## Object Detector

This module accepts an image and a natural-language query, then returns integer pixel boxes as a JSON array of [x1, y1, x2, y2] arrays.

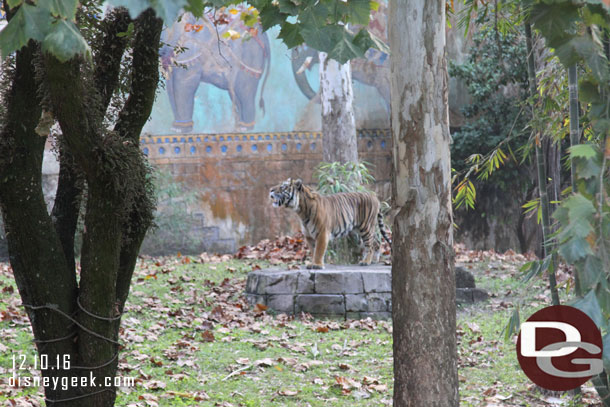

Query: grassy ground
[[0, 249, 602, 406]]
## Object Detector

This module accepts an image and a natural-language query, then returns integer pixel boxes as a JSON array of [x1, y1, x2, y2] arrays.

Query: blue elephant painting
[[160, 11, 270, 133]]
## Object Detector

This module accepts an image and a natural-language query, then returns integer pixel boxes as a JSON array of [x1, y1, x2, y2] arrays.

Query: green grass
[[0, 254, 601, 406]]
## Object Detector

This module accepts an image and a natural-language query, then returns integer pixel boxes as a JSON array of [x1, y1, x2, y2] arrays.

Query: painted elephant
[[160, 12, 270, 133]]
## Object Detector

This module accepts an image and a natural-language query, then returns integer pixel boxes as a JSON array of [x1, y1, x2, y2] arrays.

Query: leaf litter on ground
[[0, 237, 600, 406]]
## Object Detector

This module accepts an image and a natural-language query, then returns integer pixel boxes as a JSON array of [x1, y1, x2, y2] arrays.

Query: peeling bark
[[319, 52, 358, 163], [389, 0, 458, 405]]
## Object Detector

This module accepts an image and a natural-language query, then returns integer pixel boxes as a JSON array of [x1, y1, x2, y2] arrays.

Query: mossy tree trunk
[[0, 8, 161, 407]]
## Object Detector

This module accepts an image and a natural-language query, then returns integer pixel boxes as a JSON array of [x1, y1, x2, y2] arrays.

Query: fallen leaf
[[201, 330, 215, 343], [278, 389, 298, 396]]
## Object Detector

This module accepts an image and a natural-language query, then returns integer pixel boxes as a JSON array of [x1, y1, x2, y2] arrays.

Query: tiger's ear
[[294, 179, 303, 191]]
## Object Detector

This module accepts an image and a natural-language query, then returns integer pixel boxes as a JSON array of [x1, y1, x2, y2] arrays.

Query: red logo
[[516, 305, 603, 391]]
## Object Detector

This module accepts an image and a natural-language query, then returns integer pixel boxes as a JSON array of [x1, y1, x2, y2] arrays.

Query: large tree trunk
[[319, 52, 360, 263], [388, 1, 458, 406], [319, 52, 358, 163], [0, 7, 161, 407]]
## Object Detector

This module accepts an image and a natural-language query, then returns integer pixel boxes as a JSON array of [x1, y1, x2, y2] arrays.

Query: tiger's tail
[[377, 212, 392, 247]]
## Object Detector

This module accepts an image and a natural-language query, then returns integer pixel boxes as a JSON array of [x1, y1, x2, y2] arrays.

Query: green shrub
[[449, 19, 532, 190], [140, 167, 203, 255]]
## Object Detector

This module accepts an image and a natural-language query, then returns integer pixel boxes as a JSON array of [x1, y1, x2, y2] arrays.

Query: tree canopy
[[0, 0, 386, 63]]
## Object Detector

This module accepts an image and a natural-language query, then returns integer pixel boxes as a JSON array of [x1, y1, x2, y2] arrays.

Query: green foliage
[[314, 161, 375, 195], [1, 0, 380, 64], [249, 0, 387, 63], [140, 167, 203, 255], [450, 19, 529, 172], [453, 178, 476, 210], [522, 197, 542, 224], [450, 13, 533, 211], [42, 20, 91, 61], [508, 1, 610, 401]]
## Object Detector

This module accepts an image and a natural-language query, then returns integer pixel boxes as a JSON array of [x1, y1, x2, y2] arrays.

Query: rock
[[365, 293, 391, 312], [246, 264, 486, 318], [314, 271, 364, 294], [472, 288, 489, 302], [455, 266, 475, 288], [266, 294, 296, 313], [362, 269, 392, 293], [295, 294, 345, 314]]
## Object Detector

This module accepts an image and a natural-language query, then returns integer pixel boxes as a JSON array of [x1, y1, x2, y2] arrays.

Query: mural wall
[[144, 6, 391, 135], [134, 5, 476, 253], [140, 130, 392, 254]]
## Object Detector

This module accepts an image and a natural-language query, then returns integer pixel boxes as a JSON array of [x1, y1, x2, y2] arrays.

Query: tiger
[[269, 178, 391, 269]]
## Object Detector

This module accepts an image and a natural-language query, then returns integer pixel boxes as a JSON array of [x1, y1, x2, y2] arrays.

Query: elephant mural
[[160, 11, 270, 133]]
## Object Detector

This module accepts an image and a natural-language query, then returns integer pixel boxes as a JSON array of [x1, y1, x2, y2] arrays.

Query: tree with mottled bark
[[388, 0, 459, 405], [319, 51, 358, 163]]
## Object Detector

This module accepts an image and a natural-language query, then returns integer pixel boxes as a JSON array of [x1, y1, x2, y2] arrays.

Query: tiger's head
[[269, 178, 303, 210]]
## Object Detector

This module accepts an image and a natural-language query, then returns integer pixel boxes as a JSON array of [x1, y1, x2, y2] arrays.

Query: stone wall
[[141, 129, 392, 253], [245, 265, 488, 319], [245, 265, 393, 320]]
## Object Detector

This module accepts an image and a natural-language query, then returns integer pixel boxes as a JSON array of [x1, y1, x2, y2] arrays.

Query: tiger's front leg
[[307, 232, 329, 269]]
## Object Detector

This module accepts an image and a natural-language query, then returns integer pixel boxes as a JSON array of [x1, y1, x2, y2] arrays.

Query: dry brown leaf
[[254, 303, 268, 312], [254, 358, 274, 367], [201, 330, 215, 342]]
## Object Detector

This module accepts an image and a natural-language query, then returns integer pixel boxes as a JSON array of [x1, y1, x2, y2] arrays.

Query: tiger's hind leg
[[305, 236, 316, 264], [358, 229, 379, 266]]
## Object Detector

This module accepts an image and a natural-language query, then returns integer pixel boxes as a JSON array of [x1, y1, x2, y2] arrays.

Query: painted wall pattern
[[145, 5, 391, 135], [140, 130, 392, 253]]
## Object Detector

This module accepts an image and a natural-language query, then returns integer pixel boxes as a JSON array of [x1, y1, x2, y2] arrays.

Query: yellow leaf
[[227, 29, 241, 40]]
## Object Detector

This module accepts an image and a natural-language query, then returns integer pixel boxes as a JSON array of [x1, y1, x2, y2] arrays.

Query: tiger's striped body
[[269, 178, 391, 269]]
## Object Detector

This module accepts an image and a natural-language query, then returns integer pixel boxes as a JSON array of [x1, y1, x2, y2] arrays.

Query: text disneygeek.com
[[8, 373, 136, 391], [9, 354, 135, 391]]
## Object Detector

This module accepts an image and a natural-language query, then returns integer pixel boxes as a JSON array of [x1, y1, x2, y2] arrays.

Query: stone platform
[[245, 265, 392, 320], [245, 265, 488, 320]]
